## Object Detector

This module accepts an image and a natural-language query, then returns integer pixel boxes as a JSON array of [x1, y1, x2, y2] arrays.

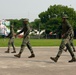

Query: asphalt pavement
[[0, 47, 76, 75]]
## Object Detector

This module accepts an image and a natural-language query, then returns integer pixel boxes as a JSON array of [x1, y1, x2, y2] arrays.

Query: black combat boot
[[28, 54, 35, 58], [50, 57, 57, 62], [69, 57, 76, 62], [11, 51, 16, 53], [14, 54, 21, 58], [5, 50, 9, 53], [50, 55, 59, 62]]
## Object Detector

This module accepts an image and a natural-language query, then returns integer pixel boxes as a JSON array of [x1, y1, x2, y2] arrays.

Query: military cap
[[23, 18, 29, 22], [62, 14, 68, 19]]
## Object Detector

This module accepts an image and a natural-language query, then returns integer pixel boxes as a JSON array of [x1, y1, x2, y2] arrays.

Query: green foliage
[[38, 4, 76, 36], [30, 19, 45, 31], [6, 4, 76, 38], [9, 19, 23, 32], [45, 18, 61, 34]]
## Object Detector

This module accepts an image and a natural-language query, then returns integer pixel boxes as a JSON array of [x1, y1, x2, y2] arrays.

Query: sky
[[0, 0, 76, 22]]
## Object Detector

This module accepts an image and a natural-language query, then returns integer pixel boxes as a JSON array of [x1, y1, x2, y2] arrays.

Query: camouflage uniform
[[5, 24, 16, 53], [51, 15, 76, 62], [64, 29, 76, 52], [14, 19, 35, 58]]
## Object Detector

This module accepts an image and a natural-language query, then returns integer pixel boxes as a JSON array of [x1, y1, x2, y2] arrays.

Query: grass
[[0, 38, 76, 47], [30, 39, 61, 46]]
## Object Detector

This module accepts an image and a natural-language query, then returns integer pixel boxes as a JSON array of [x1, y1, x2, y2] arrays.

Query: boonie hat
[[23, 18, 29, 22], [62, 14, 68, 19]]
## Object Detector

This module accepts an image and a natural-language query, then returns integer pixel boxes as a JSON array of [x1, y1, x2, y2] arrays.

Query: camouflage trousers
[[70, 36, 75, 49], [8, 37, 15, 51], [19, 36, 34, 54], [56, 36, 75, 58], [64, 36, 75, 51]]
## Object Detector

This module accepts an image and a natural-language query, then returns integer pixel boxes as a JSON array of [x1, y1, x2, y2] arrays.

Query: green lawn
[[0, 38, 76, 47]]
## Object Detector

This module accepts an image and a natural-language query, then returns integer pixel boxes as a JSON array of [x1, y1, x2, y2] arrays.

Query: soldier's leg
[[50, 39, 66, 62], [14, 38, 26, 58], [19, 45, 25, 55], [66, 43, 76, 62], [5, 38, 11, 53], [70, 39, 76, 52], [14, 45, 25, 58], [64, 38, 76, 52], [11, 38, 16, 53], [26, 41, 35, 58], [11, 43, 16, 53]]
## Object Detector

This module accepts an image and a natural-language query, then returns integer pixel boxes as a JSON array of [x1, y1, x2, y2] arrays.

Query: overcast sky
[[0, 0, 76, 22]]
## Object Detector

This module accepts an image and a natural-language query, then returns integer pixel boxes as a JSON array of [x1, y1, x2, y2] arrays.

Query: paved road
[[0, 47, 76, 75]]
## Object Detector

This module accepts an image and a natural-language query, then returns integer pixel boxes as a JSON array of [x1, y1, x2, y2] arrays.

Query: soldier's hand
[[61, 34, 65, 38], [49, 32, 53, 35], [14, 34, 17, 38], [15, 35, 17, 38]]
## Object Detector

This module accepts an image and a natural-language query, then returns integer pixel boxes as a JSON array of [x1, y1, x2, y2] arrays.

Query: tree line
[[9, 5, 76, 38]]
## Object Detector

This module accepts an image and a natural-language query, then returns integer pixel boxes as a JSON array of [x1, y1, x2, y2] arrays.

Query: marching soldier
[[14, 18, 35, 58], [5, 22, 16, 53], [50, 14, 76, 62]]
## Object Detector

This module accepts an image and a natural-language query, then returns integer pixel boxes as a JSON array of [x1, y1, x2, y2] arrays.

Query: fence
[[30, 34, 59, 39]]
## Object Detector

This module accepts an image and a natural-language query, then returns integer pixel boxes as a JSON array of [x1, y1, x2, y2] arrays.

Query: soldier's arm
[[24, 25, 30, 37], [65, 20, 73, 36], [16, 28, 24, 36], [7, 32, 11, 37]]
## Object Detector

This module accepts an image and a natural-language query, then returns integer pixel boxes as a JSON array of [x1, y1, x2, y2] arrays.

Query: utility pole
[[39, 23, 40, 39]]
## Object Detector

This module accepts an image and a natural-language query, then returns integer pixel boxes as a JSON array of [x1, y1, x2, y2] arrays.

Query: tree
[[38, 4, 76, 38]]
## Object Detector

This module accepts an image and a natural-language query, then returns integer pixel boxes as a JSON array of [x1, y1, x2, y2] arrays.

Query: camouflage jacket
[[8, 26, 14, 38], [53, 20, 74, 38], [62, 20, 74, 38], [17, 24, 30, 38]]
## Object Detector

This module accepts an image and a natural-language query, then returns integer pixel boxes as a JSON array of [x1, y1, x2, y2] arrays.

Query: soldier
[[50, 14, 76, 62], [50, 20, 76, 52], [14, 18, 35, 58], [5, 22, 16, 53]]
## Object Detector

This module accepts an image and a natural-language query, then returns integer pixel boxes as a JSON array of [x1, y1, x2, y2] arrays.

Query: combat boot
[[69, 57, 76, 62], [14, 54, 21, 58], [28, 54, 35, 58], [5, 50, 9, 53], [11, 51, 16, 53], [50, 57, 58, 62]]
